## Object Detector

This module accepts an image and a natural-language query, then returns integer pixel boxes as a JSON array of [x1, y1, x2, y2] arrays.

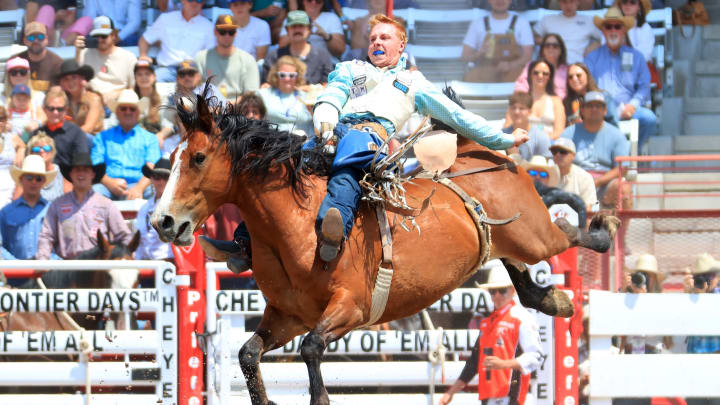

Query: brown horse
[[151, 88, 617, 405]]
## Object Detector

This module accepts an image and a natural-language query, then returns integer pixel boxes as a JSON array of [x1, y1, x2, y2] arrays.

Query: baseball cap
[[90, 16, 115, 36], [177, 60, 199, 73], [550, 138, 576, 154], [583, 91, 607, 105], [215, 14, 239, 30], [134, 59, 155, 73], [6, 57, 30, 71], [25, 21, 47, 36], [286, 10, 311, 26], [11, 84, 31, 96]]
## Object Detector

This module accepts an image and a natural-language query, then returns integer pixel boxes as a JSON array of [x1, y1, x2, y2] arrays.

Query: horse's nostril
[[178, 221, 190, 236], [161, 215, 175, 231]]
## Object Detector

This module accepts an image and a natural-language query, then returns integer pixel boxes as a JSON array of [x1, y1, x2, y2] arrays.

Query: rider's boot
[[198, 236, 252, 274], [319, 207, 345, 262]]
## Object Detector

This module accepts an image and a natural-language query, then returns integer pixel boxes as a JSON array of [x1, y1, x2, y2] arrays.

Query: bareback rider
[[202, 14, 529, 266]]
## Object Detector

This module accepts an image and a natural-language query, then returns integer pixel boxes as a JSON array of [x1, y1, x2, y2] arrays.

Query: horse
[[151, 85, 618, 405]]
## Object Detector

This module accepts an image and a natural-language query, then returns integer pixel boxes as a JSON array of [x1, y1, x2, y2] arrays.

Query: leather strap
[[438, 177, 520, 226], [362, 204, 396, 327], [441, 161, 515, 179], [375, 204, 393, 265]]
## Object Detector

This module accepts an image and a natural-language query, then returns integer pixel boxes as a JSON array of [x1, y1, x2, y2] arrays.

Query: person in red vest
[[440, 260, 543, 405]]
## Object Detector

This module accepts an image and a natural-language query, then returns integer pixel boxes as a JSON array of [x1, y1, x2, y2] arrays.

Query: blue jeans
[[633, 106, 657, 151], [93, 181, 154, 201], [154, 66, 178, 83]]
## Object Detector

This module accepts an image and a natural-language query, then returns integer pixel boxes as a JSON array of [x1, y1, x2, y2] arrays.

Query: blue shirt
[[91, 124, 161, 184], [503, 125, 551, 161], [0, 196, 49, 260], [584, 45, 651, 108], [561, 122, 629, 172]]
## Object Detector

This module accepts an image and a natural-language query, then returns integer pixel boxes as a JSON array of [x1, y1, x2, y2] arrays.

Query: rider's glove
[[313, 102, 339, 136]]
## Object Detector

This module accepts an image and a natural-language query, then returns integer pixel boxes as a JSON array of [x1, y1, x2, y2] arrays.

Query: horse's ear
[[96, 229, 111, 256], [196, 78, 215, 134], [128, 231, 141, 254]]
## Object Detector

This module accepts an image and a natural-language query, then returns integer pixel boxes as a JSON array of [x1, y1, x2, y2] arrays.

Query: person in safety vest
[[440, 260, 543, 405], [199, 13, 529, 268]]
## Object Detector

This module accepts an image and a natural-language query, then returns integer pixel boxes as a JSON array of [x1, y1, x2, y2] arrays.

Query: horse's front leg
[[301, 289, 365, 405], [240, 306, 308, 405]]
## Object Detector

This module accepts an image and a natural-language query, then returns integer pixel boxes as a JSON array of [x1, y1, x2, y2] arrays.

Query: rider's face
[[367, 23, 405, 68]]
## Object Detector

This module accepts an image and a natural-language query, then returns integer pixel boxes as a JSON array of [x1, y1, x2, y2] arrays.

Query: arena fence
[[588, 290, 720, 404], [0, 260, 177, 405]]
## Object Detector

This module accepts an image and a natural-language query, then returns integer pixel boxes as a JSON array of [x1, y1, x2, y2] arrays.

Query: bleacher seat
[[0, 9, 25, 46], [405, 8, 484, 46], [407, 44, 466, 82]]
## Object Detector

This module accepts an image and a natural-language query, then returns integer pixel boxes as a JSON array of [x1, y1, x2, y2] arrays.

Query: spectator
[[461, 0, 533, 82], [585, 7, 656, 150], [550, 137, 597, 212], [0, 106, 25, 206], [227, 0, 271, 60], [133, 60, 174, 147], [262, 10, 334, 85], [520, 155, 560, 187], [561, 91, 631, 210], [684, 253, 720, 354], [75, 16, 138, 105], [36, 152, 132, 259], [503, 91, 551, 161], [624, 253, 664, 294], [195, 14, 261, 103], [614, 0, 654, 62], [259, 56, 314, 136], [1, 58, 47, 127], [8, 84, 43, 142], [91, 89, 161, 200], [80, 0, 142, 46], [26, 132, 64, 202], [0, 155, 56, 260], [25, 0, 92, 46], [32, 88, 90, 170], [279, 0, 346, 60], [134, 158, 174, 261], [238, 91, 267, 120], [251, 0, 288, 44], [138, 0, 215, 83], [524, 59, 566, 140], [440, 262, 543, 405], [515, 33, 569, 99], [56, 60, 104, 136], [534, 0, 602, 65], [14, 22, 64, 92]]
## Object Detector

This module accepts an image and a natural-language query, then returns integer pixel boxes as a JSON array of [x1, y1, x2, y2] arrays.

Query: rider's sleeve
[[414, 81, 516, 150], [314, 61, 354, 113], [515, 308, 543, 375]]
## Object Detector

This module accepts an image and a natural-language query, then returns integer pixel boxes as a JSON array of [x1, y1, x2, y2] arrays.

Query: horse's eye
[[194, 153, 206, 166]]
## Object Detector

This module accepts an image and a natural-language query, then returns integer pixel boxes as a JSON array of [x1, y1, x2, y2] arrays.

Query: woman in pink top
[[514, 33, 568, 99]]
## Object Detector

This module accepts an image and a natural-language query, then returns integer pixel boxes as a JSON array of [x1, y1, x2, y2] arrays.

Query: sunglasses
[[93, 34, 109, 39], [9, 69, 28, 77], [305, 0, 324, 3], [621, 0, 638, 4], [27, 33, 46, 42], [488, 288, 508, 296], [568, 73, 584, 79], [551, 149, 569, 156], [583, 102, 605, 109], [185, 0, 205, 3], [217, 29, 237, 36], [178, 71, 196, 78], [543, 42, 561, 49], [151, 173, 170, 181], [532, 70, 550, 77], [118, 106, 138, 113], [603, 23, 624, 31], [0, 116, 6, 122], [31, 145, 53, 153], [45, 106, 66, 112], [528, 169, 549, 179], [277, 71, 298, 79], [23, 174, 45, 182]]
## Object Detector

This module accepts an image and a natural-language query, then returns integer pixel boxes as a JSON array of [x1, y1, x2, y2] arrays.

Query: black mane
[[175, 81, 332, 197], [431, 85, 466, 133]]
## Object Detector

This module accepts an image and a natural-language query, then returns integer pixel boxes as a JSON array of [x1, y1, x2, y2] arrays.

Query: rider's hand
[[313, 102, 339, 136], [511, 128, 529, 147], [74, 35, 86, 49]]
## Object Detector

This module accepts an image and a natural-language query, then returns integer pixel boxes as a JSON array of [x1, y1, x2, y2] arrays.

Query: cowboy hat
[[631, 253, 659, 274], [593, 7, 636, 31], [59, 152, 106, 184], [55, 60, 94, 82], [142, 157, 171, 178], [475, 260, 513, 289], [520, 155, 560, 187], [10, 155, 57, 185], [613, 0, 651, 15], [691, 253, 720, 275]]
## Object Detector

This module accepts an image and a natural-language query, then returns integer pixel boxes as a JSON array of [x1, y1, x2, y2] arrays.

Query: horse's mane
[[174, 81, 332, 197], [431, 85, 466, 133]]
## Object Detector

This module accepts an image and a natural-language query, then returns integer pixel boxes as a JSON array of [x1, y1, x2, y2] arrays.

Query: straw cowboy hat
[[613, 0, 652, 15], [10, 155, 57, 185], [632, 253, 659, 274], [520, 155, 560, 187], [690, 253, 720, 275], [475, 260, 513, 289], [594, 7, 636, 31]]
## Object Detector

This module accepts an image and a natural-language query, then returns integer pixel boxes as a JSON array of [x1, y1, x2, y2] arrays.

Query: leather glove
[[313, 102, 339, 137]]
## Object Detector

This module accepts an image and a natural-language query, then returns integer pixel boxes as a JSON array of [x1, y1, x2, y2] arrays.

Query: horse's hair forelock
[[175, 81, 332, 197]]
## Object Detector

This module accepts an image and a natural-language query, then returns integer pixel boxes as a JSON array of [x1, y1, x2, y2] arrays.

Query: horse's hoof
[[538, 286, 574, 318], [319, 208, 344, 262], [198, 236, 237, 261]]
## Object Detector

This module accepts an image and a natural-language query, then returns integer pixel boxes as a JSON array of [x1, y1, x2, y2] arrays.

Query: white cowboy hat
[[475, 260, 513, 289], [10, 155, 57, 185], [520, 155, 560, 187], [632, 253, 659, 274], [691, 253, 720, 275], [593, 7, 636, 31]]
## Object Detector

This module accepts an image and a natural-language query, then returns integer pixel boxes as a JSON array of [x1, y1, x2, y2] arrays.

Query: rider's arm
[[314, 61, 354, 113], [414, 81, 515, 150]]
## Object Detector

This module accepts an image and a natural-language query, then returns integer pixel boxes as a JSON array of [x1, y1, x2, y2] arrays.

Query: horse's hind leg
[[555, 212, 620, 253], [501, 258, 574, 318], [240, 306, 308, 405]]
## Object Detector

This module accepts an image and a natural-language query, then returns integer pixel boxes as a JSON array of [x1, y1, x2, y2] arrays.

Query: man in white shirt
[[227, 0, 271, 60], [75, 16, 138, 105], [461, 0, 534, 82], [533, 0, 602, 64], [138, 0, 215, 82], [135, 158, 174, 261], [551, 137, 598, 213], [81, 0, 142, 46]]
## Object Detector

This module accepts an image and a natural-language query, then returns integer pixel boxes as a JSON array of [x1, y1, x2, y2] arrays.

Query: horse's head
[[151, 83, 234, 246]]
